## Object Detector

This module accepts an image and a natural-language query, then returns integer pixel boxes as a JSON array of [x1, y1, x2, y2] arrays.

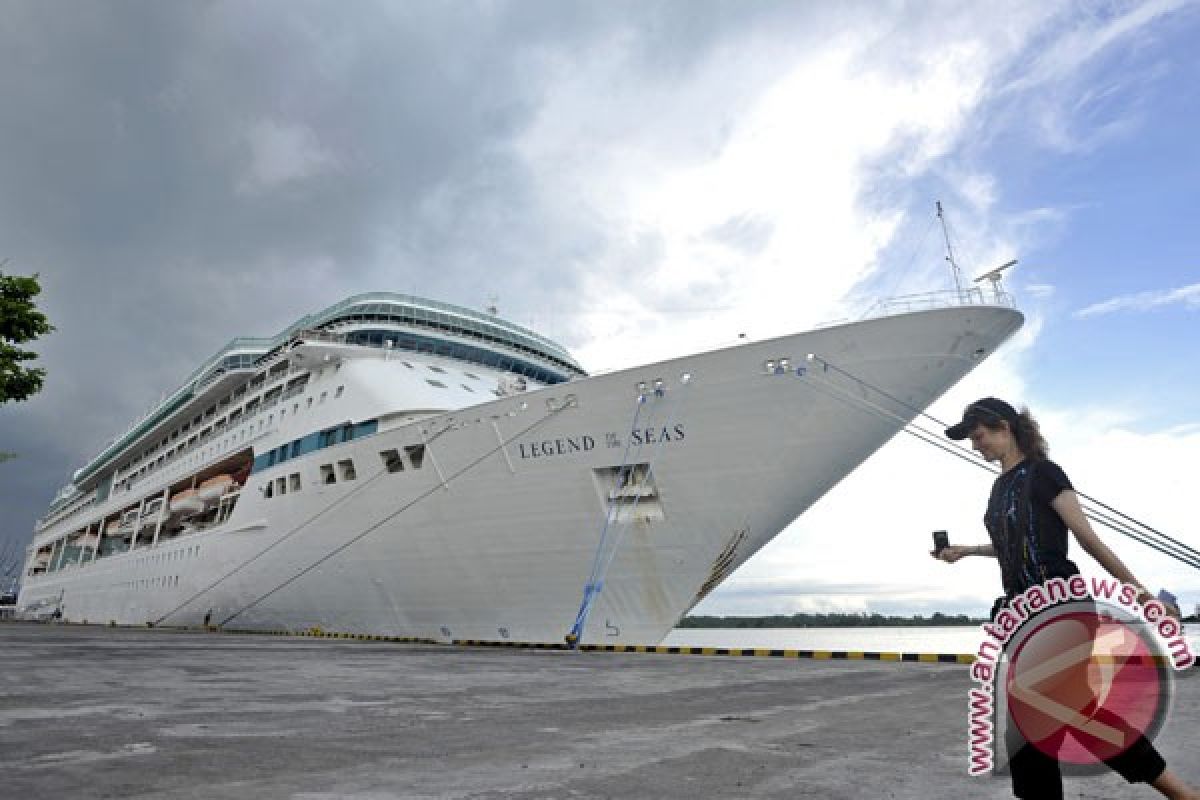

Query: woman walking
[[934, 397, 1196, 800]]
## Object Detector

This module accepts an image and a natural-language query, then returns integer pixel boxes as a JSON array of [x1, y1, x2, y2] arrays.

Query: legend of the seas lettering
[[517, 424, 686, 459]]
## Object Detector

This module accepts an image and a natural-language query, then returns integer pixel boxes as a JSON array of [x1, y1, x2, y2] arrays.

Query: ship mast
[[936, 200, 964, 301]]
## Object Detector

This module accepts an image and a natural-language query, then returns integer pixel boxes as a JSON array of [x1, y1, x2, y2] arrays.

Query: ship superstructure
[[20, 290, 1022, 644]]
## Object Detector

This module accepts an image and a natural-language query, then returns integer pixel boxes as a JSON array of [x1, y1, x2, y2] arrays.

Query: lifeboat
[[231, 462, 252, 485], [196, 474, 235, 502], [139, 499, 164, 528], [169, 488, 205, 516]]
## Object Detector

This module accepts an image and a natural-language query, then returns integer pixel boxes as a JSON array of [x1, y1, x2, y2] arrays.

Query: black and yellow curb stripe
[[457, 638, 976, 663], [214, 626, 438, 645], [205, 626, 973, 662]]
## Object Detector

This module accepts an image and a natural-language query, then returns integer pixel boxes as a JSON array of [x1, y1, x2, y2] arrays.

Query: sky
[[1, 1, 1197, 618]]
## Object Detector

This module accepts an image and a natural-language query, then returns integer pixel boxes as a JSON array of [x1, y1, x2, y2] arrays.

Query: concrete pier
[[1, 623, 1196, 799]]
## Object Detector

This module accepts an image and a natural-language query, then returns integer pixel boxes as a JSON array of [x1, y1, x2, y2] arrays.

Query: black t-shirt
[[984, 458, 1079, 596]]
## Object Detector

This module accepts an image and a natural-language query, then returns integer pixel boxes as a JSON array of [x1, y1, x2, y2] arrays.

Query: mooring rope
[[798, 355, 1200, 570]]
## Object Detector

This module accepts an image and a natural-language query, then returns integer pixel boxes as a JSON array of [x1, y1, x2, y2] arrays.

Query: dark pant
[[1006, 708, 1166, 799], [994, 594, 1170, 797]]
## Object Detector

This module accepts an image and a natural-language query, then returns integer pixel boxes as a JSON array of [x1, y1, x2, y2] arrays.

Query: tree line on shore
[[679, 612, 989, 628], [682, 609, 1200, 627]]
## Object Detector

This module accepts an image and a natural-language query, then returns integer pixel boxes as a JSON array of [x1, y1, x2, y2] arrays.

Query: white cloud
[[956, 172, 998, 214], [515, 12, 1048, 373], [1023, 283, 1056, 299], [238, 119, 338, 195], [997, 0, 1186, 154], [1000, 0, 1186, 96], [1074, 281, 1200, 318]]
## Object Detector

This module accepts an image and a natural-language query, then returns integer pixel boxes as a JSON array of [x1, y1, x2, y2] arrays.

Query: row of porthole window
[[402, 362, 480, 382], [424, 377, 504, 396], [262, 444, 430, 498], [119, 574, 181, 591], [263, 459, 358, 499], [136, 545, 200, 567], [400, 361, 499, 396]]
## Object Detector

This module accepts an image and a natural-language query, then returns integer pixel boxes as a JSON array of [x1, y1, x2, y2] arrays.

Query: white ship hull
[[20, 304, 1021, 645]]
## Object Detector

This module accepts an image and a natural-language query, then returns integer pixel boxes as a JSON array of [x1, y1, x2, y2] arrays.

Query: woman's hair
[[979, 407, 1049, 461]]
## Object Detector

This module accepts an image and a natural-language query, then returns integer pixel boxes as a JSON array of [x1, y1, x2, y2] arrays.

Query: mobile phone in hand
[[932, 530, 949, 555]]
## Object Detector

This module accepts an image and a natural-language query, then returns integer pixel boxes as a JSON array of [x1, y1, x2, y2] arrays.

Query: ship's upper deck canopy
[[68, 293, 585, 491]]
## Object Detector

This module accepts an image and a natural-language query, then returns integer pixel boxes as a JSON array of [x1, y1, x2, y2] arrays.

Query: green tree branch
[[0, 266, 54, 404]]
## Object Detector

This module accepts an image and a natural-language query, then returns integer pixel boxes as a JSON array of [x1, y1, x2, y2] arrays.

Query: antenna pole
[[936, 201, 964, 300]]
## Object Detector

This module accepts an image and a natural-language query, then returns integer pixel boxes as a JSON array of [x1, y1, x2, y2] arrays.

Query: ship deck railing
[[860, 287, 1016, 320]]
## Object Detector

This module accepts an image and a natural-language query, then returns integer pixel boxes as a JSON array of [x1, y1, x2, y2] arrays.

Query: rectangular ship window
[[289, 473, 302, 492], [404, 445, 425, 469], [320, 464, 336, 485], [380, 449, 405, 473], [275, 476, 287, 496], [338, 459, 357, 481]]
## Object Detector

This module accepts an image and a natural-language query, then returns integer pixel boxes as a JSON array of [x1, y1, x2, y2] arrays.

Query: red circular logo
[[1005, 605, 1168, 767]]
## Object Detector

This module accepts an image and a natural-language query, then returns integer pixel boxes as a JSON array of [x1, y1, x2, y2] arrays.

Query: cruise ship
[[18, 289, 1022, 644]]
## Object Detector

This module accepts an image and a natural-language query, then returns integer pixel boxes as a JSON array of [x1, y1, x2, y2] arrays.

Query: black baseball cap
[[944, 397, 1020, 440]]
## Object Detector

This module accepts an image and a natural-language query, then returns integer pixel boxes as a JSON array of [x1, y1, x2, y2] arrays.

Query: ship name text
[[518, 424, 686, 460]]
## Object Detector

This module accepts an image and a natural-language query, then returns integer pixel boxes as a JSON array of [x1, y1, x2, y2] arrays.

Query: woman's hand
[[932, 545, 972, 563]]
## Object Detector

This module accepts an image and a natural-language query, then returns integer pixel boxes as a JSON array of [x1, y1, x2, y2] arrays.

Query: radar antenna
[[485, 294, 499, 316], [974, 259, 1018, 304]]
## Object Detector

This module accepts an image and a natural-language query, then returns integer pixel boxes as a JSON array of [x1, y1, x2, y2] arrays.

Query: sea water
[[663, 626, 1200, 655]]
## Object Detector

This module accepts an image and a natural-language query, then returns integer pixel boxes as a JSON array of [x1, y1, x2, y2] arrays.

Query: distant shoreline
[[681, 611, 1200, 628], [680, 613, 987, 628]]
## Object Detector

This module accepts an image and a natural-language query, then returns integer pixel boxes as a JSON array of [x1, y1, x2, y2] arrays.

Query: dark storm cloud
[[0, 1, 817, 556]]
